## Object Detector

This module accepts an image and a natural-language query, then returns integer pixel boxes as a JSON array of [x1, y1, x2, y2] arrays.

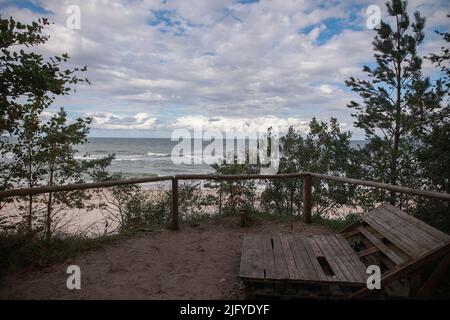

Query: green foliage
[[5, 108, 99, 240], [86, 158, 169, 232], [89, 159, 213, 232], [261, 118, 360, 218], [0, 16, 97, 241], [207, 161, 260, 216], [312, 212, 359, 232], [177, 182, 214, 221], [410, 17, 450, 232], [426, 15, 449, 93], [344, 1, 449, 228], [0, 15, 89, 135], [345, 0, 444, 206]]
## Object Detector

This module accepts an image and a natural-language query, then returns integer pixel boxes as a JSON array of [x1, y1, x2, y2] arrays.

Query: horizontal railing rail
[[1, 172, 449, 230]]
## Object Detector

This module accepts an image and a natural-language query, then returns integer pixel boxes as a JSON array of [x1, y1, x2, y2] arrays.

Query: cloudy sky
[[1, 0, 449, 138]]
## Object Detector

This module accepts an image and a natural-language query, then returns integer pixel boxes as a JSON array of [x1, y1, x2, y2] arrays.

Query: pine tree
[[345, 0, 444, 204]]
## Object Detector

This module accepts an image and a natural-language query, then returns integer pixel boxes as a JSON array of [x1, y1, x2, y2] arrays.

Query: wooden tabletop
[[240, 233, 367, 285], [362, 203, 450, 259]]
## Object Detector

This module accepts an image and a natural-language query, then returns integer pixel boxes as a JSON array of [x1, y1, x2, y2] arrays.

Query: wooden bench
[[239, 203, 450, 299], [342, 203, 450, 298], [240, 233, 368, 298]]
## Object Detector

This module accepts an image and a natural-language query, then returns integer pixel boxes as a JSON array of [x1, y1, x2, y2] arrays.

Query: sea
[[75, 138, 368, 178], [76, 137, 213, 177]]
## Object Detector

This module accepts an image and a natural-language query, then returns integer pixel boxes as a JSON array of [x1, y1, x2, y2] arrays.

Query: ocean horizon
[[75, 137, 368, 178]]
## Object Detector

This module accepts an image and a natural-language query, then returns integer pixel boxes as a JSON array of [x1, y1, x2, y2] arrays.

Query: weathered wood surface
[[361, 203, 450, 259], [303, 175, 312, 224], [239, 233, 367, 285], [351, 242, 450, 299], [2, 172, 450, 201], [357, 226, 405, 265]]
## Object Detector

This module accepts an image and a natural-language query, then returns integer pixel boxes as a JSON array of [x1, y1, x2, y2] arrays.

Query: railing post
[[303, 174, 312, 224], [171, 177, 179, 230]]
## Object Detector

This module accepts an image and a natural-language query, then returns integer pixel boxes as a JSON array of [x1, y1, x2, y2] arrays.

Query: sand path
[[0, 216, 331, 299]]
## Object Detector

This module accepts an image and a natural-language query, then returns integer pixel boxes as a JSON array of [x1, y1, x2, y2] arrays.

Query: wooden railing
[[1, 172, 450, 230]]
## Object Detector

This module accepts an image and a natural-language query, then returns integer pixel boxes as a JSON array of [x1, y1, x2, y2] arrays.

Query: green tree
[[0, 16, 88, 134], [39, 109, 94, 241], [0, 16, 91, 239], [9, 108, 44, 233], [209, 160, 260, 215], [261, 118, 360, 218], [413, 21, 450, 232], [0, 15, 89, 205], [427, 15, 449, 92], [345, 0, 444, 204]]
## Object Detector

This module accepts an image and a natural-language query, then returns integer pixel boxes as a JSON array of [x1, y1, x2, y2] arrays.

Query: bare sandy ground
[[0, 216, 332, 300]]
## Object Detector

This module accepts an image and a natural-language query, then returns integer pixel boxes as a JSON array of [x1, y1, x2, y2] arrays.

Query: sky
[[1, 0, 449, 138]]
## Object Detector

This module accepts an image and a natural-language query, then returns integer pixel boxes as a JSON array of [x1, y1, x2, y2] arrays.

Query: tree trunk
[[27, 194, 33, 233], [218, 187, 222, 215], [390, 15, 403, 205], [390, 90, 401, 205], [45, 166, 54, 243], [27, 149, 33, 235]]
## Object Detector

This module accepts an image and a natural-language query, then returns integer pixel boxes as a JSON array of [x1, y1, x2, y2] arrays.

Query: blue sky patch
[[299, 3, 365, 45], [0, 0, 52, 14], [238, 0, 260, 4], [148, 9, 180, 27]]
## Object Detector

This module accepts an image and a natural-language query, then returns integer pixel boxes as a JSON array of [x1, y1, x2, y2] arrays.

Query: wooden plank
[[376, 206, 436, 253], [293, 235, 320, 281], [371, 208, 428, 256], [287, 235, 310, 280], [330, 235, 367, 282], [363, 214, 417, 257], [260, 235, 277, 279], [272, 234, 290, 279], [239, 236, 252, 278], [303, 237, 329, 282], [324, 235, 360, 283], [279, 234, 299, 280], [342, 229, 361, 238], [307, 173, 450, 202], [381, 203, 450, 243], [357, 246, 379, 258], [351, 243, 450, 299], [239, 235, 265, 279], [366, 207, 421, 256], [303, 175, 312, 224], [378, 205, 439, 249], [3, 172, 450, 202], [309, 236, 325, 258], [381, 204, 446, 247], [335, 234, 368, 280], [312, 235, 347, 282], [338, 219, 361, 234], [327, 235, 360, 282], [357, 226, 405, 265], [171, 178, 179, 230]]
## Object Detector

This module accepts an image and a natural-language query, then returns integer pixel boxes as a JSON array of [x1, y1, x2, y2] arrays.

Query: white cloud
[[170, 115, 310, 134], [1, 0, 448, 138], [89, 112, 156, 129]]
